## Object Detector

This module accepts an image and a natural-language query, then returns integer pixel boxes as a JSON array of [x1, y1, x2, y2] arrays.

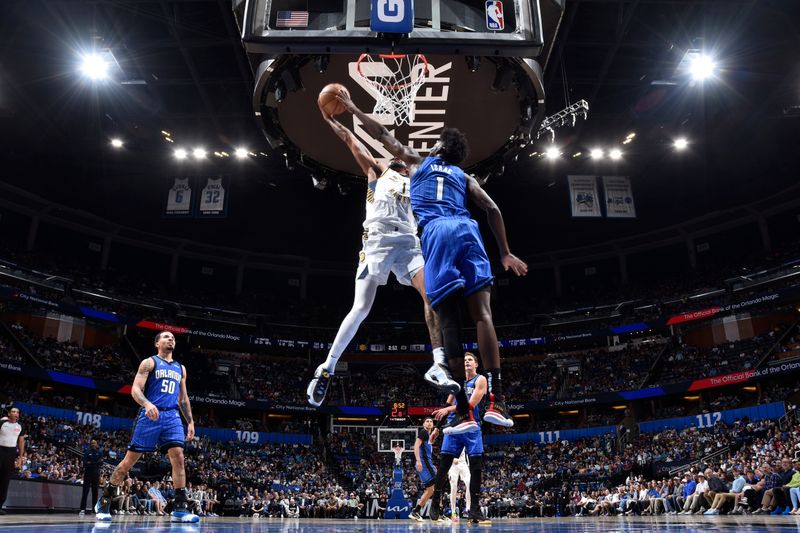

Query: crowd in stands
[[652, 330, 782, 386]]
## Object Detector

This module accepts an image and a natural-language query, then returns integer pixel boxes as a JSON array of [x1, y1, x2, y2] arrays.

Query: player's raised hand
[[501, 253, 528, 276], [144, 402, 160, 421], [186, 422, 195, 442], [335, 90, 357, 114]]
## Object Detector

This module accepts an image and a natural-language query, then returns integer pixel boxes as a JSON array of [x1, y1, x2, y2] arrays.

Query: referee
[[0, 407, 25, 515], [79, 439, 104, 516]]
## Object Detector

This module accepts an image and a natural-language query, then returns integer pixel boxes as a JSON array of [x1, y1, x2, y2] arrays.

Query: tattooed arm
[[179, 365, 195, 441], [132, 358, 159, 420]]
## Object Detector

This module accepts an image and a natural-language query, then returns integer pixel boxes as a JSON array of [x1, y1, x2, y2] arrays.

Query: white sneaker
[[704, 509, 719, 515], [424, 363, 461, 394], [78, 510, 85, 517], [307, 365, 332, 407]]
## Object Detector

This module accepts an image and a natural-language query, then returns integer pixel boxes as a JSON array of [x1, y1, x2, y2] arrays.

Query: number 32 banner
[[164, 176, 230, 219]]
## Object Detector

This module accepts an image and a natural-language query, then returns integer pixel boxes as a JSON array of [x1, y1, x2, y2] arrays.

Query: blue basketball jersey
[[410, 156, 471, 230], [145, 356, 182, 409], [447, 375, 482, 425]]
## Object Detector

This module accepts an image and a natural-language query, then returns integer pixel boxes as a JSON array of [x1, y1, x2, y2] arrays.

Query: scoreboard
[[386, 400, 408, 426]]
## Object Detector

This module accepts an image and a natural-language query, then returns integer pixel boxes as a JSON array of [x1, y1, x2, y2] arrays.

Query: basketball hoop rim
[[356, 53, 429, 90]]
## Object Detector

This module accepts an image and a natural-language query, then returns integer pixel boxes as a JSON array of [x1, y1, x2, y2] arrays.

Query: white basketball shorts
[[355, 227, 424, 287]]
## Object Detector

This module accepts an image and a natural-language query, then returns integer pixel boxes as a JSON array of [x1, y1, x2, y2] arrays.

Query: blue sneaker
[[94, 495, 112, 522], [782, 506, 793, 515], [171, 501, 200, 523]]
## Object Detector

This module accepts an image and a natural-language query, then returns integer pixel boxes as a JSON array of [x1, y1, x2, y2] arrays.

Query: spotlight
[[465, 56, 481, 73], [572, 152, 582, 158], [274, 80, 287, 103], [590, 149, 604, 160], [313, 55, 330, 74], [311, 175, 327, 190], [674, 138, 689, 150], [545, 146, 561, 160], [193, 148, 207, 160], [690, 54, 715, 81], [174, 148, 188, 160], [235, 148, 248, 159], [110, 138, 123, 148], [609, 148, 622, 160], [81, 53, 109, 80], [491, 63, 515, 92]]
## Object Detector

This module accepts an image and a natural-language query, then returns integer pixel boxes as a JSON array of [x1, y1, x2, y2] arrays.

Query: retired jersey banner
[[568, 175, 601, 217], [603, 176, 636, 218], [197, 176, 229, 218], [164, 177, 193, 217]]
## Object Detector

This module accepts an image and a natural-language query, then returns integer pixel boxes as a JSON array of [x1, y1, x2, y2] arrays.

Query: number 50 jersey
[[145, 356, 182, 410]]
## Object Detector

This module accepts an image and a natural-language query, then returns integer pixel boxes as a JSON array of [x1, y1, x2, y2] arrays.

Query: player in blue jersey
[[94, 331, 199, 523], [409, 417, 439, 521], [337, 92, 528, 433], [429, 353, 491, 525], [306, 112, 458, 408]]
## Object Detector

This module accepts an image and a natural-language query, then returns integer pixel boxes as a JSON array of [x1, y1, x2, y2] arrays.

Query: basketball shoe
[[94, 493, 113, 522], [171, 500, 200, 523], [483, 394, 514, 427], [423, 363, 460, 394], [409, 510, 423, 522], [468, 508, 492, 525], [306, 365, 332, 407], [442, 408, 479, 435]]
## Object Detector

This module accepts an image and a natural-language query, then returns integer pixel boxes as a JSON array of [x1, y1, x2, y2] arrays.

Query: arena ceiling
[[0, 0, 798, 263]]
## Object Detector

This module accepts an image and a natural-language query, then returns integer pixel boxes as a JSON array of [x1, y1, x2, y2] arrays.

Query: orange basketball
[[318, 83, 349, 117]]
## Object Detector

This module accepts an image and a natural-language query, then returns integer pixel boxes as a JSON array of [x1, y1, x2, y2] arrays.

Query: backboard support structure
[[233, 0, 564, 184]]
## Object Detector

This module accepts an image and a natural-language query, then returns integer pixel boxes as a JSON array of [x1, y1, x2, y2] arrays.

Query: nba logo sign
[[486, 1, 504, 31]]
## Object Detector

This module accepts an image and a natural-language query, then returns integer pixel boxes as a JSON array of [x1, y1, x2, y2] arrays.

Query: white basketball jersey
[[199, 178, 225, 214], [166, 178, 191, 213], [363, 168, 416, 234]]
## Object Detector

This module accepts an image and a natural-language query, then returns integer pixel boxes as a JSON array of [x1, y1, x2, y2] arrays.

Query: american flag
[[276, 10, 309, 28]]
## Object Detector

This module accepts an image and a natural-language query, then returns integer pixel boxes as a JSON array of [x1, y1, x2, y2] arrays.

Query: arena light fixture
[[572, 152, 582, 158], [174, 148, 188, 160], [590, 148, 604, 160], [110, 138, 123, 148], [674, 138, 689, 150], [80, 53, 109, 80], [689, 54, 716, 81], [235, 147, 248, 159], [545, 146, 561, 160], [193, 148, 207, 160], [609, 148, 623, 160]]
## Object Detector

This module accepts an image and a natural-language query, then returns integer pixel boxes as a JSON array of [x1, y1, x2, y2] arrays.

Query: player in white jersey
[[448, 449, 471, 520], [307, 111, 459, 406]]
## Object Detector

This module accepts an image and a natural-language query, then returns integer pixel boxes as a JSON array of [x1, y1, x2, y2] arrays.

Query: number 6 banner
[[164, 177, 193, 217]]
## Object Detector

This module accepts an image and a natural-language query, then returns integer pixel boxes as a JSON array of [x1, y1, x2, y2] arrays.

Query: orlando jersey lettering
[[410, 156, 471, 230], [144, 356, 182, 409]]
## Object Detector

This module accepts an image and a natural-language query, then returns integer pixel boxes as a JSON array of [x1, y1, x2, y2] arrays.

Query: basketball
[[318, 83, 349, 117]]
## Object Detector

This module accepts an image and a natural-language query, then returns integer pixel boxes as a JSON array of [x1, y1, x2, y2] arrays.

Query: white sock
[[322, 278, 379, 374], [433, 347, 447, 366]]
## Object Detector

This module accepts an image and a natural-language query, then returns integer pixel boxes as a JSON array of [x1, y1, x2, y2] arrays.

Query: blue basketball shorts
[[420, 217, 494, 309], [418, 464, 437, 488], [128, 408, 185, 453], [441, 431, 484, 458]]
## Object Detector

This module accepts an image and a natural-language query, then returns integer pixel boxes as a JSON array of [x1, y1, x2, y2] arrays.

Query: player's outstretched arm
[[471, 375, 488, 406], [466, 176, 528, 277], [132, 358, 159, 420], [179, 364, 195, 441], [321, 111, 383, 179], [336, 90, 423, 166]]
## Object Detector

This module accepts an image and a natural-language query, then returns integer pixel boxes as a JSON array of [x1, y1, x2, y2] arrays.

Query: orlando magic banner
[[568, 175, 601, 217], [603, 176, 636, 218]]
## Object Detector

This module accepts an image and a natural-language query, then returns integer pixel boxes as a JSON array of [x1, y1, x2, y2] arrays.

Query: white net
[[393, 446, 404, 465], [357, 54, 429, 126]]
